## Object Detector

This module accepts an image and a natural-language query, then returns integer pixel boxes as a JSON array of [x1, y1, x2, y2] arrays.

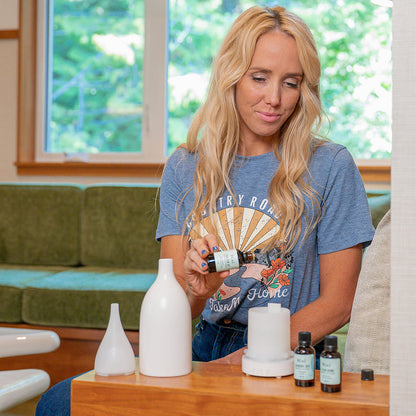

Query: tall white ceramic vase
[[139, 258, 192, 377], [94, 303, 136, 376]]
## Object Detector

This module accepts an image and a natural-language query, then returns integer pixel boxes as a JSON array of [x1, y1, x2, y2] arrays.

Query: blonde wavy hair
[[182, 5, 325, 253]]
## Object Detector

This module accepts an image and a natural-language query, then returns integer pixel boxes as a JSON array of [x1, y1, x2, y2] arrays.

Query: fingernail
[[212, 246, 219, 252], [201, 262, 207, 269], [201, 249, 208, 255]]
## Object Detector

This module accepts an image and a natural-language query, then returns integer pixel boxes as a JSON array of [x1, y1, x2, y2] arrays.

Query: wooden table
[[71, 360, 389, 416]]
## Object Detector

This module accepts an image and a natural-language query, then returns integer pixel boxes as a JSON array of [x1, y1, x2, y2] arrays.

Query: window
[[17, 0, 391, 180], [168, 0, 392, 160], [35, 0, 166, 165]]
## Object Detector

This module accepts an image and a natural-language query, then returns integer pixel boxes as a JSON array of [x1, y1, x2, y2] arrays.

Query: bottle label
[[294, 354, 315, 380], [320, 357, 341, 385], [213, 250, 239, 271]]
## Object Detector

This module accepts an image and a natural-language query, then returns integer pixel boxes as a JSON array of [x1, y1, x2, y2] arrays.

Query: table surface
[[71, 360, 389, 416]]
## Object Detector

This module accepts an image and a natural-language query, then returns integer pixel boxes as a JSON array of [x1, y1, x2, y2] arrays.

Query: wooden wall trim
[[15, 161, 391, 182], [0, 30, 19, 39], [15, 161, 165, 177], [17, 0, 37, 164], [358, 165, 391, 183]]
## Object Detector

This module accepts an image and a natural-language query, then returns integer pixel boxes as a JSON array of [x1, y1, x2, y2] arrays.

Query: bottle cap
[[361, 369, 374, 381], [298, 331, 311, 345], [323, 335, 338, 351]]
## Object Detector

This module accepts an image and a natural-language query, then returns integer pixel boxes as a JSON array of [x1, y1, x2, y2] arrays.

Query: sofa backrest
[[80, 184, 160, 270], [0, 183, 83, 266], [0, 183, 390, 270]]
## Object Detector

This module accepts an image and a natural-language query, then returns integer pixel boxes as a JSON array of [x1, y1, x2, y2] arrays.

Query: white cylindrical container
[[246, 303, 291, 361], [139, 258, 192, 377], [94, 303, 136, 376], [242, 303, 294, 377]]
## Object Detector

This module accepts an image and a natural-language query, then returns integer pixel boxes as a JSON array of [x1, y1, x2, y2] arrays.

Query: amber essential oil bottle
[[294, 331, 315, 387], [206, 249, 255, 273], [320, 335, 342, 393]]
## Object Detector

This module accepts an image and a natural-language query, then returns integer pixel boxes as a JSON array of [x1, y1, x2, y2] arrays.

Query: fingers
[[185, 248, 208, 275], [191, 235, 219, 257], [188, 234, 220, 274]]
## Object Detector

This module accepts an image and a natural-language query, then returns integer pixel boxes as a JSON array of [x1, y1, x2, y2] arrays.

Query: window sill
[[357, 165, 390, 183], [15, 161, 390, 183], [15, 161, 165, 178]]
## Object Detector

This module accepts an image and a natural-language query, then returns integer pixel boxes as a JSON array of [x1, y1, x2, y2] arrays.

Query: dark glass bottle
[[320, 335, 342, 393], [294, 331, 315, 387], [206, 249, 255, 273]]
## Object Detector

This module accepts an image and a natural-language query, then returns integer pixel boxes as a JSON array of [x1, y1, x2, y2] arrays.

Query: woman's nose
[[265, 84, 281, 106]]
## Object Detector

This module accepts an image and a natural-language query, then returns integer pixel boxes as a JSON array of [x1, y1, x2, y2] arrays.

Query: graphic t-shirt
[[156, 142, 374, 325]]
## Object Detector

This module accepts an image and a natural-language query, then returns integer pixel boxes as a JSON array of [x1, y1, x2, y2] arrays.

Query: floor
[[0, 396, 40, 416]]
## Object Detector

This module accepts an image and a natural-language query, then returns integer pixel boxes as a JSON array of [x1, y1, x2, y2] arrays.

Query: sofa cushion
[[22, 267, 157, 329], [0, 266, 64, 322], [331, 323, 349, 358], [0, 184, 83, 266], [367, 191, 391, 228], [81, 185, 160, 269]]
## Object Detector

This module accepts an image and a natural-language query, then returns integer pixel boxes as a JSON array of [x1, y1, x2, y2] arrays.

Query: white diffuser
[[139, 258, 192, 377], [94, 303, 136, 376], [242, 303, 294, 377]]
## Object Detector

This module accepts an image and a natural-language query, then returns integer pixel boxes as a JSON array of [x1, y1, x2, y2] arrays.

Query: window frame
[[15, 0, 391, 181], [17, 0, 167, 177]]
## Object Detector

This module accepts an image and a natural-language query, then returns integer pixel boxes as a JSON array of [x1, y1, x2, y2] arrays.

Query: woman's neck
[[237, 138, 274, 157]]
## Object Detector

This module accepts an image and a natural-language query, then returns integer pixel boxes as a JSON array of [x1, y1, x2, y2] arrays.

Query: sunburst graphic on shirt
[[190, 207, 292, 301], [189, 206, 279, 251]]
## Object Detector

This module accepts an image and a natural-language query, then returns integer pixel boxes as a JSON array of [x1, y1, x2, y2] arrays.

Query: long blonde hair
[[182, 5, 324, 252]]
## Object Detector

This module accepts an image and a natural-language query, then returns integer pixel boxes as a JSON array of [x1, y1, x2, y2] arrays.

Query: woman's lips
[[256, 111, 281, 122]]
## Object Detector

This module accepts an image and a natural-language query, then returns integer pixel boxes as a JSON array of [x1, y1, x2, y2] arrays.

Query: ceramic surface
[[0, 327, 60, 358], [0, 327, 60, 412], [0, 369, 50, 412]]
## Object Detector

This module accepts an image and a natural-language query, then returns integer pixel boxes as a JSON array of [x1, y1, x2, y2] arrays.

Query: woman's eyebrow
[[248, 67, 303, 78]]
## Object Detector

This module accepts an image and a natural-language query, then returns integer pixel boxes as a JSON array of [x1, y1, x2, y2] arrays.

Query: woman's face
[[236, 30, 303, 153]]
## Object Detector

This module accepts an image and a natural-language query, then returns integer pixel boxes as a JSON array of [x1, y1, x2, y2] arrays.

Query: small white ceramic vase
[[94, 303, 136, 376], [139, 258, 192, 377]]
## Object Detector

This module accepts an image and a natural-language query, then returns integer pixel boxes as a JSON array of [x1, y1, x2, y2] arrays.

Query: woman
[[156, 5, 374, 364], [35, 6, 374, 415]]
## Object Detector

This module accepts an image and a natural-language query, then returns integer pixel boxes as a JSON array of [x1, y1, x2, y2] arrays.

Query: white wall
[[0, 38, 18, 182], [390, 1, 416, 414]]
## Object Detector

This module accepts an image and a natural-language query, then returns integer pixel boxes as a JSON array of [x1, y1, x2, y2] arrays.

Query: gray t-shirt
[[156, 142, 374, 325]]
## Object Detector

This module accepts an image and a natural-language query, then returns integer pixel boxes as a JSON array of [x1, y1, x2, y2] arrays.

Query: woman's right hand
[[183, 234, 230, 301]]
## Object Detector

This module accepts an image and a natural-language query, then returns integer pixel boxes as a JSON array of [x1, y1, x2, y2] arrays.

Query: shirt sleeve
[[156, 149, 192, 241], [316, 146, 375, 254]]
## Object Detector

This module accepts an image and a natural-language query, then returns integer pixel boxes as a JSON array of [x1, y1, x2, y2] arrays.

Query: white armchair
[[0, 327, 60, 412]]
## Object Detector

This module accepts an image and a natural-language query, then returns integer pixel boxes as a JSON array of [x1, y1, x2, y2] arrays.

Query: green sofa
[[0, 183, 160, 331], [0, 183, 390, 369]]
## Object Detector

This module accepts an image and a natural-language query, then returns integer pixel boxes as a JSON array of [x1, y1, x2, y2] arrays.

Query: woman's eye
[[252, 76, 266, 82], [285, 81, 299, 88]]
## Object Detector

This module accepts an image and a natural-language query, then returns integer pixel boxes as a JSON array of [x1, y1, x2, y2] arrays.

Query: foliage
[[49, 0, 392, 159]]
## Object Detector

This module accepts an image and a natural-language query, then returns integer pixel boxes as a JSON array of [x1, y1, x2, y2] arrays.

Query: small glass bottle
[[320, 335, 342, 393], [294, 331, 315, 387], [207, 249, 255, 272]]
